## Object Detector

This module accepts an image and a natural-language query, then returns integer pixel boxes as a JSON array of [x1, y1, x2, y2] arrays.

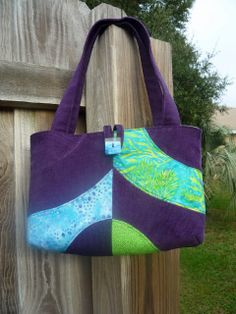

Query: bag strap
[[51, 17, 180, 133]]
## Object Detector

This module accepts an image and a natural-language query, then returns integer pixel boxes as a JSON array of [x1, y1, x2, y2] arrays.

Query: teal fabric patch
[[105, 137, 121, 155], [27, 170, 113, 252], [113, 128, 205, 214]]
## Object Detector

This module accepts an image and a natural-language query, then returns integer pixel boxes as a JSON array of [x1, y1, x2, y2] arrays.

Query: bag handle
[[51, 17, 180, 133]]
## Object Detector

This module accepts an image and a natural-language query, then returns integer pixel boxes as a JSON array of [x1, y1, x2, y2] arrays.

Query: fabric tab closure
[[103, 124, 124, 155]]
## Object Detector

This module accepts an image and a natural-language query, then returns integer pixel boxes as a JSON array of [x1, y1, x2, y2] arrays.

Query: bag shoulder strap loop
[[51, 17, 181, 133]]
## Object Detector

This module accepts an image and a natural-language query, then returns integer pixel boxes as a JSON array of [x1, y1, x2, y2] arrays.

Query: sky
[[187, 0, 236, 108]]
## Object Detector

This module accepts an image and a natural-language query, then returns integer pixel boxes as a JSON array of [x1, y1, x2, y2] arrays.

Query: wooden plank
[[0, 2, 126, 111], [14, 109, 92, 314], [0, 0, 90, 67], [0, 110, 19, 313], [0, 60, 73, 108], [0, 0, 90, 109], [0, 1, 180, 313], [85, 4, 179, 314], [89, 3, 126, 24], [125, 39, 179, 314], [86, 6, 125, 314], [0, 100, 77, 111], [0, 1, 94, 312]]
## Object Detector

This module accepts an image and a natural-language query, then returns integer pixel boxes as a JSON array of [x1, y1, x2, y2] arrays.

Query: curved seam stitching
[[115, 128, 205, 213], [112, 219, 158, 251], [113, 167, 205, 214], [141, 128, 203, 173], [64, 218, 112, 251], [28, 169, 113, 216]]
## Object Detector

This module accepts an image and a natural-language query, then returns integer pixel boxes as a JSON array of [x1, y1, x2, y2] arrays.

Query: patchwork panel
[[27, 170, 113, 252], [112, 168, 205, 251], [113, 128, 205, 214], [27, 127, 206, 255], [66, 220, 112, 256], [112, 219, 158, 255]]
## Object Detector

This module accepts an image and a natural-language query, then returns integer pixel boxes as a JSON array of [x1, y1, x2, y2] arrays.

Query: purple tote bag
[[27, 17, 206, 256]]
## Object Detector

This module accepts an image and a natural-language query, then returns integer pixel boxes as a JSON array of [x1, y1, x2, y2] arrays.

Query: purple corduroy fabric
[[27, 16, 205, 256], [51, 17, 181, 134], [113, 169, 205, 251], [66, 220, 112, 256], [28, 130, 112, 214], [146, 126, 202, 170]]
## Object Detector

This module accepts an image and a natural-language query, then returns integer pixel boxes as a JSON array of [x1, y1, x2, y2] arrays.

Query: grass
[[180, 201, 236, 314]]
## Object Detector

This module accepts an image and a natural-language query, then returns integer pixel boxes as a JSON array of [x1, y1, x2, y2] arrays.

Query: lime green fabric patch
[[113, 128, 206, 214], [112, 219, 158, 255]]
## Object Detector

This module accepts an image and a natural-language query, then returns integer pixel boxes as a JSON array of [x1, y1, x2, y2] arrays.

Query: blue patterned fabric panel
[[27, 170, 113, 252], [113, 128, 205, 214]]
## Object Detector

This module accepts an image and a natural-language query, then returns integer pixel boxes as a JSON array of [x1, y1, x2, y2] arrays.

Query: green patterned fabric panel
[[112, 219, 158, 255], [113, 128, 205, 214]]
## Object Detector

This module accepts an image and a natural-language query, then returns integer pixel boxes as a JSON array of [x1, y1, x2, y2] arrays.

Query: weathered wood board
[[0, 1, 179, 313]]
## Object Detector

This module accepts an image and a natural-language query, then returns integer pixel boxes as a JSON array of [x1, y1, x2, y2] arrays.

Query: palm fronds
[[205, 141, 236, 217]]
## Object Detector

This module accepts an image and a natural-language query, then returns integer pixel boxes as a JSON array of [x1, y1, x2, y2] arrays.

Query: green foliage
[[181, 209, 236, 313], [202, 124, 228, 154], [205, 138, 236, 217], [84, 0, 235, 215], [84, 0, 229, 131], [137, 1, 229, 129], [208, 191, 234, 218], [85, 0, 145, 15]]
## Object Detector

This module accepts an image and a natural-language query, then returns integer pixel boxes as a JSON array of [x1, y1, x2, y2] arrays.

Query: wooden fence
[[0, 1, 179, 313]]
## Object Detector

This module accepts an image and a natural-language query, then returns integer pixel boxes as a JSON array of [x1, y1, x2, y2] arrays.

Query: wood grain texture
[[14, 109, 92, 314], [85, 4, 179, 314], [86, 5, 126, 314], [0, 1, 92, 311], [0, 60, 72, 108], [0, 110, 19, 314], [0, 0, 90, 108], [0, 1, 179, 313], [0, 0, 90, 67]]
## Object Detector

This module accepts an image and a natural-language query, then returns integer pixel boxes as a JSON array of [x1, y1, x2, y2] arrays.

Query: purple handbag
[[27, 17, 206, 256]]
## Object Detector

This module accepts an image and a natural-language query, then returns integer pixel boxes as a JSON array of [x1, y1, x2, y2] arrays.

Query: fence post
[[85, 6, 180, 314]]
